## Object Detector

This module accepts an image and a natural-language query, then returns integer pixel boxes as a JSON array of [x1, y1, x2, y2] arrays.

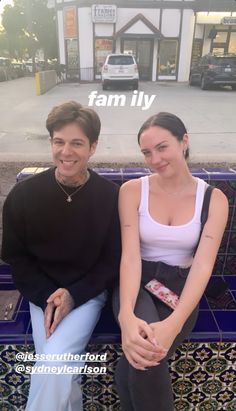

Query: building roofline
[[114, 13, 163, 39]]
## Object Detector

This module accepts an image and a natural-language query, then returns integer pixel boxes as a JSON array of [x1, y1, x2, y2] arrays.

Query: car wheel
[[231, 85, 236, 91], [189, 74, 195, 86], [200, 75, 209, 90], [102, 83, 107, 91], [133, 81, 139, 90]]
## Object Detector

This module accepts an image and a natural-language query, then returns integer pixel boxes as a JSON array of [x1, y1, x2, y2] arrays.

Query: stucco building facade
[[48, 0, 236, 81]]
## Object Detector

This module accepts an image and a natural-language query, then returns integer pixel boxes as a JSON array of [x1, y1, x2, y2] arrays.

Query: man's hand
[[44, 288, 75, 338], [44, 301, 56, 338]]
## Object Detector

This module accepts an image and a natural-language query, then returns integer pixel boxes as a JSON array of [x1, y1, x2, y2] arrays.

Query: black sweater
[[1, 168, 121, 310]]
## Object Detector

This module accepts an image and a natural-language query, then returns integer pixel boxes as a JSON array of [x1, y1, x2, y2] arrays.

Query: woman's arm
[[118, 180, 142, 318], [118, 180, 167, 369], [168, 188, 228, 331], [150, 188, 229, 349]]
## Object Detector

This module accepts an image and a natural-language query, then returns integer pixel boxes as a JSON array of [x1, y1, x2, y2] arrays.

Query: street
[[0, 77, 236, 165]]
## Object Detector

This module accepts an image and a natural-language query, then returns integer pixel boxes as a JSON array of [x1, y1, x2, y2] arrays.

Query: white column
[[178, 10, 195, 82], [115, 38, 121, 53], [78, 8, 94, 81], [152, 38, 158, 81], [57, 10, 66, 64]]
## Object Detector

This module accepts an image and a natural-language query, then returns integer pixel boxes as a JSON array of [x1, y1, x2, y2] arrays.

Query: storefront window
[[214, 31, 227, 43], [158, 40, 178, 77], [66, 38, 79, 80], [95, 39, 113, 76], [229, 32, 236, 54], [212, 47, 225, 55], [123, 40, 137, 58]]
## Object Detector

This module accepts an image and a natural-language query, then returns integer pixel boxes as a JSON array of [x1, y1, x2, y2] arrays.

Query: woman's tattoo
[[205, 235, 214, 240]]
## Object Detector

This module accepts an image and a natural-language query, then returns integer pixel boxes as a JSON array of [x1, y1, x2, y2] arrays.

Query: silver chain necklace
[[55, 170, 90, 203]]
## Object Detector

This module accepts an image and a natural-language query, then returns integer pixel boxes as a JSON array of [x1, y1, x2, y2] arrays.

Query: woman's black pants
[[112, 262, 199, 411]]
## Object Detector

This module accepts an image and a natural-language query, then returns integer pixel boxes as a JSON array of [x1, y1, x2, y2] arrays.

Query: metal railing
[[66, 67, 95, 82]]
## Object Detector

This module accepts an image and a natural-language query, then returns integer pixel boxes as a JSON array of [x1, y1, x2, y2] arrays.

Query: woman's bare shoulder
[[120, 178, 142, 193], [207, 185, 229, 221], [119, 178, 143, 208], [209, 185, 228, 208]]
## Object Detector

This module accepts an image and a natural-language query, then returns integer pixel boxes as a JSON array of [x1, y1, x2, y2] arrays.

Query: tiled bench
[[0, 167, 236, 411]]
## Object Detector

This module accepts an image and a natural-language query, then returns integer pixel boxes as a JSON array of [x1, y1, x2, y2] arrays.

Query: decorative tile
[[16, 167, 49, 182], [0, 313, 31, 337], [212, 254, 225, 276], [228, 231, 236, 254], [231, 214, 236, 231], [228, 179, 236, 189], [0, 264, 11, 276], [224, 255, 236, 276], [2, 167, 236, 409], [224, 276, 236, 289], [190, 311, 219, 340], [210, 180, 236, 205], [218, 230, 231, 255], [199, 295, 209, 309], [202, 170, 236, 181], [226, 206, 235, 230], [94, 168, 123, 183], [17, 298, 29, 313], [0, 283, 18, 291], [213, 311, 236, 334], [1, 343, 235, 411], [190, 168, 209, 180]]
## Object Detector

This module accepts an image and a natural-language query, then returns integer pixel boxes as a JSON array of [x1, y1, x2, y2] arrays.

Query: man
[[1, 101, 121, 411]]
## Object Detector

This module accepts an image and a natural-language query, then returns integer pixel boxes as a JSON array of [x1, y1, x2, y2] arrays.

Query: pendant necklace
[[55, 170, 90, 203]]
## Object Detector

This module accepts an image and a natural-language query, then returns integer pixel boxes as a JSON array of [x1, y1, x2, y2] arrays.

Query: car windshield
[[212, 57, 236, 66], [108, 56, 134, 65]]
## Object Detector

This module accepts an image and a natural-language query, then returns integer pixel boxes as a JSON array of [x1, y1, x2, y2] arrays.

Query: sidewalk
[[0, 77, 235, 165]]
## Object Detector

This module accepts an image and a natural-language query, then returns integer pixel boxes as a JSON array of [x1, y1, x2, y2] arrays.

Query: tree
[[0, 29, 8, 56], [1, 0, 58, 62], [30, 0, 58, 61], [1, 4, 28, 58]]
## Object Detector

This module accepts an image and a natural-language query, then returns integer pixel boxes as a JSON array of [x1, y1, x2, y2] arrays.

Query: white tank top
[[138, 176, 207, 267]]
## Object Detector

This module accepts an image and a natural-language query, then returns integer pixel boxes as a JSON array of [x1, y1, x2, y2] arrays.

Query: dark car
[[0, 57, 17, 81], [189, 54, 236, 90], [11, 60, 27, 78]]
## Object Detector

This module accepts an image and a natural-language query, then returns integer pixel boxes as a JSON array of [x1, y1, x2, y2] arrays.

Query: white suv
[[101, 54, 139, 90]]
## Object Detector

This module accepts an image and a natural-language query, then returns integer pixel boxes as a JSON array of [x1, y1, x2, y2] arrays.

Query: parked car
[[0, 57, 17, 81], [25, 59, 34, 74], [189, 53, 236, 90], [11, 60, 27, 78], [101, 53, 139, 90]]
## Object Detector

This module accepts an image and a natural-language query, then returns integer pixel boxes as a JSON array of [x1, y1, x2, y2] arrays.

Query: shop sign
[[64, 7, 77, 38], [92, 5, 117, 23], [221, 17, 236, 26]]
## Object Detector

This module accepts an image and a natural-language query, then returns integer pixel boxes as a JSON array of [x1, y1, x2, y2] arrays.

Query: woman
[[113, 112, 228, 411]]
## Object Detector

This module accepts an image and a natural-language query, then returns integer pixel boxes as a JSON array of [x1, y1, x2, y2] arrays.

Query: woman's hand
[[149, 318, 180, 353], [119, 313, 168, 370]]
